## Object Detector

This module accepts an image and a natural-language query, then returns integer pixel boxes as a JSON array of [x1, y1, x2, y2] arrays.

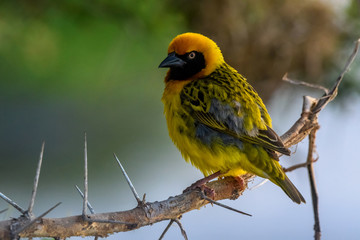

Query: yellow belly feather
[[162, 84, 251, 177]]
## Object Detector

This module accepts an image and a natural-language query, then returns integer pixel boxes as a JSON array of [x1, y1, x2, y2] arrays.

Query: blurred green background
[[0, 0, 359, 239]]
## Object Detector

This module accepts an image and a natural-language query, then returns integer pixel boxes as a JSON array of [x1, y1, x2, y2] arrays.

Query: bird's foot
[[183, 171, 225, 200], [183, 182, 216, 199], [199, 184, 216, 199], [233, 176, 246, 190]]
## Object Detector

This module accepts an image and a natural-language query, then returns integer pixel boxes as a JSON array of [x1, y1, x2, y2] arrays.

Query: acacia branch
[[0, 177, 247, 239], [0, 38, 358, 239]]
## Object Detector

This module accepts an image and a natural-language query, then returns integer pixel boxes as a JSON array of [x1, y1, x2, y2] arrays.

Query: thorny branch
[[0, 39, 358, 239]]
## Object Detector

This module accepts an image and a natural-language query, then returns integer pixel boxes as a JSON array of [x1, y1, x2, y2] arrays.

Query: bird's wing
[[180, 65, 290, 156], [193, 110, 290, 156]]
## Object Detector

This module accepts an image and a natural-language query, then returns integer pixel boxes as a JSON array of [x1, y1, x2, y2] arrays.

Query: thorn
[[13, 202, 61, 237], [83, 132, 89, 219], [249, 179, 269, 190], [0, 208, 8, 214], [200, 191, 252, 217], [142, 193, 147, 204], [113, 153, 142, 204], [173, 218, 188, 240], [114, 153, 151, 218], [0, 192, 26, 215], [75, 185, 95, 214], [28, 141, 45, 218], [159, 219, 175, 240]]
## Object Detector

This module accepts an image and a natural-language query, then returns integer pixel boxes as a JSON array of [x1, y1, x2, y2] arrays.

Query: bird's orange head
[[159, 33, 224, 82]]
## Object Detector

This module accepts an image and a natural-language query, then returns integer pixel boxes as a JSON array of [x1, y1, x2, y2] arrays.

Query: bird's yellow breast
[[162, 80, 249, 177]]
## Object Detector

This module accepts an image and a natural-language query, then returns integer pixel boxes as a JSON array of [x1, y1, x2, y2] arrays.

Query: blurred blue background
[[0, 0, 359, 239]]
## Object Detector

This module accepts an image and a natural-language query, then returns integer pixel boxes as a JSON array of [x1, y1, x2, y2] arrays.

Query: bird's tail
[[271, 175, 306, 204]]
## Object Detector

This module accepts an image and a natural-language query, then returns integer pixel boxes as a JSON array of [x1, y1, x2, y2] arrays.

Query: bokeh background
[[0, 0, 359, 239]]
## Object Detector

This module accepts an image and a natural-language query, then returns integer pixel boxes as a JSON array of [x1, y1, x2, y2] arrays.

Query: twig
[[83, 132, 89, 218], [159, 220, 175, 240], [75, 185, 95, 214], [13, 202, 61, 237], [0, 192, 26, 215], [282, 73, 329, 94], [113, 153, 142, 204], [311, 38, 360, 114], [200, 192, 251, 217], [307, 130, 321, 240], [28, 141, 45, 218], [283, 156, 319, 173], [173, 218, 188, 240], [284, 162, 308, 172]]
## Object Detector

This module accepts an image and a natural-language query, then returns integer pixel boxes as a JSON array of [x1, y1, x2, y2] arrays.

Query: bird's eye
[[188, 51, 196, 59]]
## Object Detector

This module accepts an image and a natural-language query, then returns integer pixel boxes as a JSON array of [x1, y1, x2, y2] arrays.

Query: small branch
[[173, 218, 188, 240], [283, 157, 319, 173], [282, 73, 329, 94], [311, 38, 360, 114], [307, 130, 321, 240], [159, 220, 175, 240], [28, 141, 45, 218], [0, 192, 26, 215]]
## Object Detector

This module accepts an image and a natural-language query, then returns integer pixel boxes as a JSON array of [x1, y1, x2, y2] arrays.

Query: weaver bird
[[159, 33, 305, 204]]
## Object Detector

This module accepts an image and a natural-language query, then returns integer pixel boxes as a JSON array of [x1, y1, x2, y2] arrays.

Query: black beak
[[159, 52, 186, 68]]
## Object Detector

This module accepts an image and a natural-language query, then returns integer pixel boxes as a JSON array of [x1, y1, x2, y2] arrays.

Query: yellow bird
[[159, 32, 305, 204]]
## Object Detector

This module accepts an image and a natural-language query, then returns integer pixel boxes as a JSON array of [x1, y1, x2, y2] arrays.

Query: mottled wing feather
[[193, 111, 227, 131], [181, 63, 290, 156], [258, 128, 290, 155], [193, 111, 290, 156]]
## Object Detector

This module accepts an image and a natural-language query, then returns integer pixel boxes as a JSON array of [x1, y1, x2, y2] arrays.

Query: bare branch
[[283, 158, 319, 173], [28, 141, 45, 218], [283, 73, 329, 94], [173, 218, 188, 240], [311, 38, 360, 114], [159, 220, 175, 240], [307, 130, 321, 240], [0, 177, 246, 239]]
